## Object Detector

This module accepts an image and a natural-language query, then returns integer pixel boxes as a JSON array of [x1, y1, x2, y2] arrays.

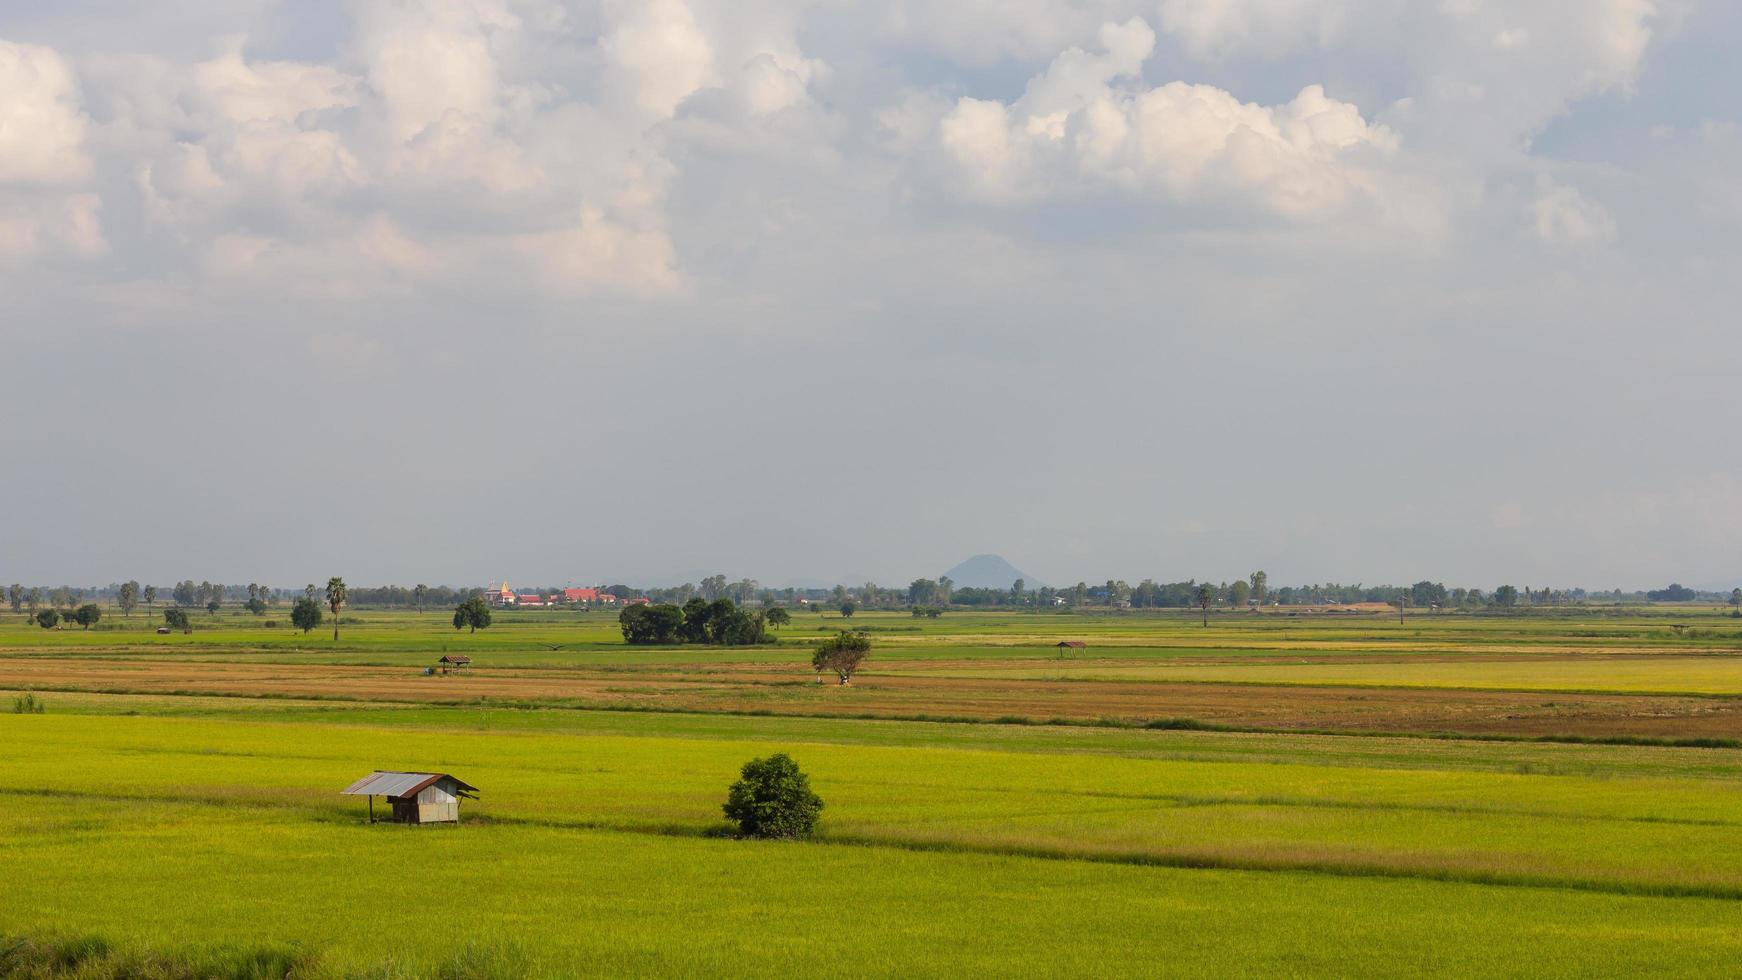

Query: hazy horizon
[[4, 1, 1740, 592]]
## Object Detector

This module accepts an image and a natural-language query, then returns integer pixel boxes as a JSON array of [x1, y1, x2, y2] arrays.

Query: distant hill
[[942, 554, 1037, 590]]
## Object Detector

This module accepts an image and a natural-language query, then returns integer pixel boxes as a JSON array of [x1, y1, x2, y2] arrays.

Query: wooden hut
[[1056, 640, 1087, 650], [437, 654, 472, 674], [342, 771, 478, 825]]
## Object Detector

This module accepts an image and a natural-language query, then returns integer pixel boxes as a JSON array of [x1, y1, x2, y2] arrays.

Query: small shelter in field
[[437, 654, 471, 673], [1056, 640, 1087, 657], [342, 771, 478, 825]]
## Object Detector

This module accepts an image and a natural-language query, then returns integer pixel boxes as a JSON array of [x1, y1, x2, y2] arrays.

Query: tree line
[[619, 599, 790, 646], [6, 574, 1736, 623]]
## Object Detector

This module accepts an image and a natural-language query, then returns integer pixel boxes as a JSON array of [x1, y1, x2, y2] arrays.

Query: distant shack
[[343, 771, 478, 825], [1056, 640, 1087, 652], [437, 655, 471, 674]]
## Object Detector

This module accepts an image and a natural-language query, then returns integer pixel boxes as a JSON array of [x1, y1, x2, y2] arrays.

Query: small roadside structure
[[342, 771, 478, 825], [437, 654, 472, 674]]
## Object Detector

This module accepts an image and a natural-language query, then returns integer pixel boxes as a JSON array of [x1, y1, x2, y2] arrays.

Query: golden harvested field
[[6, 651, 1742, 738]]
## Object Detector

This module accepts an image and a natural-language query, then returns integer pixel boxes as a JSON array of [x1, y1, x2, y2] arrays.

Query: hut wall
[[413, 781, 461, 823]]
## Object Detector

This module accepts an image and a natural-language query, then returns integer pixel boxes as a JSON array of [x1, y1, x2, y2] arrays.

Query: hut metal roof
[[342, 771, 479, 799]]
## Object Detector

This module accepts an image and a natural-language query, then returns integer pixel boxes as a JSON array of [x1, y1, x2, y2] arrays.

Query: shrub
[[12, 694, 44, 714], [722, 753, 823, 839]]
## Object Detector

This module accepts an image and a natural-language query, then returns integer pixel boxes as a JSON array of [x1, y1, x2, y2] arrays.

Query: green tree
[[325, 577, 347, 641], [415, 584, 429, 614], [765, 607, 792, 628], [1731, 589, 1741, 608], [619, 603, 685, 644], [1195, 583, 1215, 627], [289, 598, 323, 634], [1249, 571, 1267, 607], [838, 601, 856, 618], [25, 588, 42, 614], [812, 631, 871, 685], [206, 599, 220, 615], [1229, 579, 1251, 609], [908, 579, 939, 605], [7, 584, 20, 612], [73, 604, 101, 629], [118, 581, 139, 618], [452, 595, 493, 633], [721, 753, 823, 840], [142, 585, 157, 615], [34, 609, 59, 629], [1494, 585, 1519, 609], [163, 608, 190, 631]]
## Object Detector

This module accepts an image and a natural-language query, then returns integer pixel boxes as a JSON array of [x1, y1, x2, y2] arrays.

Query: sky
[[1, 0, 1739, 591]]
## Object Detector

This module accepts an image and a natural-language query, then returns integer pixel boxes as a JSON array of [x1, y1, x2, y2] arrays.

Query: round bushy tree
[[722, 753, 823, 839], [812, 631, 872, 685], [452, 595, 493, 633], [289, 598, 323, 635]]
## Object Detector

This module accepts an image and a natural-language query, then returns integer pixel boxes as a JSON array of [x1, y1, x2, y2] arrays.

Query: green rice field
[[4, 605, 1742, 975]]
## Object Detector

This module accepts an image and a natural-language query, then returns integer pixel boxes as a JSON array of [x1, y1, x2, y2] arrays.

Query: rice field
[[4, 606, 1741, 975]]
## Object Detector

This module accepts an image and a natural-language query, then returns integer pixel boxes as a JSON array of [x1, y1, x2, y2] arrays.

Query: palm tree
[[1196, 583, 1214, 627], [326, 577, 347, 642], [414, 584, 428, 615]]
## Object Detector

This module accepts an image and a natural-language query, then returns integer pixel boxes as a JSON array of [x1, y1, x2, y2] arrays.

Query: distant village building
[[342, 771, 479, 825], [485, 583, 622, 608]]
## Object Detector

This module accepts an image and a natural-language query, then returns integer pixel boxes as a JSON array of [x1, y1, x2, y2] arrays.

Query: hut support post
[[368, 795, 374, 824]]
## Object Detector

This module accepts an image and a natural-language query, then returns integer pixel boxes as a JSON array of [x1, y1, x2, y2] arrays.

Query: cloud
[[514, 205, 680, 295], [922, 19, 1399, 219], [601, 0, 718, 117], [0, 39, 106, 260], [1153, 0, 1677, 152], [0, 39, 91, 184], [1532, 178, 1617, 245], [0, 192, 105, 260]]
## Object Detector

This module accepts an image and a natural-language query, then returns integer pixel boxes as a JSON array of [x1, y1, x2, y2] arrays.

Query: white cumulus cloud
[[925, 19, 1398, 219]]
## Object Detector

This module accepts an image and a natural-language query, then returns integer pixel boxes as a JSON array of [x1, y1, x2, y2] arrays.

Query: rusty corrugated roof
[[341, 771, 479, 798]]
